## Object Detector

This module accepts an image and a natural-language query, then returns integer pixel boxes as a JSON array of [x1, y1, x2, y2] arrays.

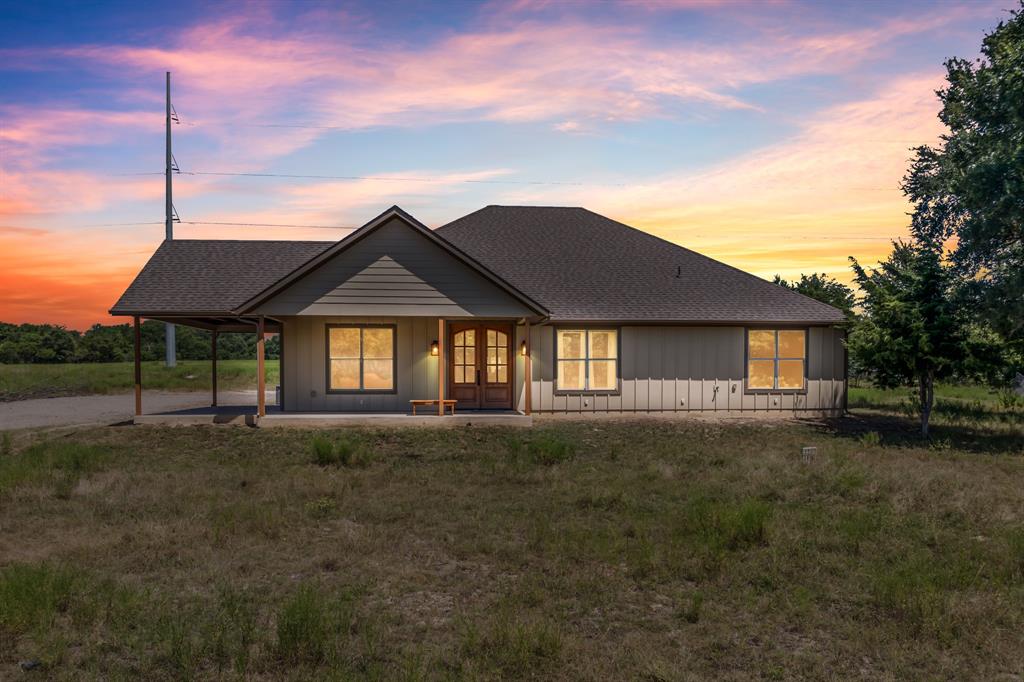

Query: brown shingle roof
[[111, 206, 844, 325], [437, 206, 844, 324], [109, 239, 332, 315]]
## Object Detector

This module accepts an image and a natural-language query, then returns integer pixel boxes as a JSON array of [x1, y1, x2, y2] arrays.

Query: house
[[110, 205, 847, 422]]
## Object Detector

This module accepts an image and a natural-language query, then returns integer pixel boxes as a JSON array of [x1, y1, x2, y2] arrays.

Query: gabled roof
[[235, 205, 548, 316], [109, 240, 332, 316], [437, 205, 845, 324], [110, 206, 547, 318]]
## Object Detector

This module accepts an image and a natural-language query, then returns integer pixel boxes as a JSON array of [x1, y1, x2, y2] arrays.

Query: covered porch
[[129, 314, 536, 425]]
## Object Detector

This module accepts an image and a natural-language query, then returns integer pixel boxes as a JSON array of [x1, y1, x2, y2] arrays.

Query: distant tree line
[[0, 321, 280, 364]]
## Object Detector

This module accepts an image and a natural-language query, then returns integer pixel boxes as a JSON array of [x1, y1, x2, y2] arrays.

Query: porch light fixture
[[520, 340, 528, 356], [430, 340, 439, 356]]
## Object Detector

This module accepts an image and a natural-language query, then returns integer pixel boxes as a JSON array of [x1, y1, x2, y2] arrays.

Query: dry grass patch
[[0, 417, 1022, 679]]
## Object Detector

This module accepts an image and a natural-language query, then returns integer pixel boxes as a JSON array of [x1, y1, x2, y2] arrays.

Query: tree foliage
[[903, 6, 1024, 343], [772, 273, 857, 324], [848, 241, 969, 437], [0, 321, 279, 364]]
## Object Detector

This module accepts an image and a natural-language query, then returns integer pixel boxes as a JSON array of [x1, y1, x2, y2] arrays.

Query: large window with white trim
[[746, 329, 806, 391], [556, 329, 618, 392], [327, 325, 396, 392]]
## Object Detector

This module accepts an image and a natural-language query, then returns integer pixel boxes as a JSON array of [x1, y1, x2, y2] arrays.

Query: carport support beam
[[211, 330, 218, 408], [133, 315, 142, 416], [524, 320, 532, 415], [257, 317, 266, 418], [438, 318, 445, 416]]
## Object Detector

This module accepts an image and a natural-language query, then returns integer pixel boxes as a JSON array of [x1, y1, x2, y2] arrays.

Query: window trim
[[553, 327, 621, 395], [324, 324, 398, 395], [744, 327, 808, 394]]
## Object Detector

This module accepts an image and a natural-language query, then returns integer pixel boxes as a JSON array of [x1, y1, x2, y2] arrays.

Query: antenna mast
[[164, 71, 177, 367]]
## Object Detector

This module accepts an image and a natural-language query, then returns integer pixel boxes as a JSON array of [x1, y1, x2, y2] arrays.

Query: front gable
[[252, 214, 537, 318]]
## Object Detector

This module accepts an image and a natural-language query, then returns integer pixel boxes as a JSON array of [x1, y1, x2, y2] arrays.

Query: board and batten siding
[[516, 325, 846, 414], [255, 217, 534, 319], [281, 316, 442, 412]]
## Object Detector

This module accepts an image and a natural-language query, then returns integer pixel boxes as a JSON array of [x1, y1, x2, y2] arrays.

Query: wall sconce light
[[520, 340, 528, 356], [430, 340, 439, 356]]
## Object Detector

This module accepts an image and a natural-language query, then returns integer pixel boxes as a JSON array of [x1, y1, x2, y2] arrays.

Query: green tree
[[77, 324, 132, 362], [848, 241, 967, 438], [903, 6, 1024, 346], [772, 273, 857, 324]]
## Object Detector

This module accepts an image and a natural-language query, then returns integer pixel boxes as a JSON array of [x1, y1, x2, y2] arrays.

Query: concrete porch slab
[[257, 412, 532, 428], [132, 406, 531, 428], [133, 405, 257, 426]]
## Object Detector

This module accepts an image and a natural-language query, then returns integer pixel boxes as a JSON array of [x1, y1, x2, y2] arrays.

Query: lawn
[[0, 360, 279, 401], [1, 410, 1022, 679]]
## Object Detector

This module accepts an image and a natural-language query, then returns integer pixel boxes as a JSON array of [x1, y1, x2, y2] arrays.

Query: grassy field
[[1, 407, 1022, 679], [0, 360, 279, 401]]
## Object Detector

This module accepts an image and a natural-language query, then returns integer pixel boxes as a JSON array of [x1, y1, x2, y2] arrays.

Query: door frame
[[445, 320, 515, 410]]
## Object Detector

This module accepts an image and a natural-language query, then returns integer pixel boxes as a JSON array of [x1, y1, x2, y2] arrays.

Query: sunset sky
[[0, 0, 1009, 329]]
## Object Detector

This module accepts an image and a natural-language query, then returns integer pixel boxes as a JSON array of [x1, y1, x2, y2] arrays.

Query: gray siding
[[256, 217, 533, 318], [280, 318, 846, 414], [518, 325, 846, 414], [281, 316, 441, 412]]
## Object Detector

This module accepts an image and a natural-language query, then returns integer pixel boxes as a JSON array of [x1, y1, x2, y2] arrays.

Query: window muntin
[[746, 329, 806, 391], [453, 329, 476, 384], [327, 326, 395, 392], [556, 329, 618, 392], [485, 329, 509, 384]]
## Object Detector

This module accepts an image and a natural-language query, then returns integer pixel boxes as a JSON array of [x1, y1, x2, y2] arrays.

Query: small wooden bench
[[409, 399, 458, 416]]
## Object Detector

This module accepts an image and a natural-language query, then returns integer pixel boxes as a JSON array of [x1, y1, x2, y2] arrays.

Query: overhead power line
[[110, 169, 899, 190], [78, 219, 356, 229]]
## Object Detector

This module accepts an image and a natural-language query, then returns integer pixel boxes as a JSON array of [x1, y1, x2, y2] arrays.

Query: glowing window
[[556, 329, 618, 391], [327, 326, 395, 391], [747, 329, 805, 390]]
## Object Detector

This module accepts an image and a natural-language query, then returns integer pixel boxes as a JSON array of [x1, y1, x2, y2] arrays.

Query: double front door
[[448, 322, 513, 409]]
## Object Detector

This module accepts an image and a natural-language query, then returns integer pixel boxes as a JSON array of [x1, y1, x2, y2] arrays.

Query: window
[[327, 325, 395, 392], [747, 329, 806, 391], [556, 329, 618, 391], [485, 329, 509, 384], [452, 328, 476, 385]]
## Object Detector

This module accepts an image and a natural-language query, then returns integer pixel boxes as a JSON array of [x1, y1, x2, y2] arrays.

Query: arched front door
[[448, 322, 513, 409]]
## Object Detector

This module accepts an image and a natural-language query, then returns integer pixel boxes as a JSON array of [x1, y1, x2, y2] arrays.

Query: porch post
[[524, 320, 532, 415], [133, 315, 142, 416], [438, 318, 445, 415], [211, 330, 218, 408], [257, 317, 266, 417]]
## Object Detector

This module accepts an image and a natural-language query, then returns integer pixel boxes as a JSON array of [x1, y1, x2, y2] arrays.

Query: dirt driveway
[[0, 390, 272, 430]]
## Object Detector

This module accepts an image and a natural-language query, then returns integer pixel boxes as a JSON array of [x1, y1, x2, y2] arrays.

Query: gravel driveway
[[0, 390, 273, 431]]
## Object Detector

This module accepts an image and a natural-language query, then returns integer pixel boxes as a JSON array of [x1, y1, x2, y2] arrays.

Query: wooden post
[[211, 330, 218, 408], [524, 320, 532, 415], [133, 316, 142, 416], [438, 318, 445, 416], [257, 317, 266, 418]]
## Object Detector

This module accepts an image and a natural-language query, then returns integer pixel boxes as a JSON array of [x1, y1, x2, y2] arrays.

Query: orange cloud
[[501, 72, 946, 286], [0, 229, 153, 329]]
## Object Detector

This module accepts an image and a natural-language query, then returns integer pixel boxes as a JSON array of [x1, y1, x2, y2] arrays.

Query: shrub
[[679, 591, 703, 624], [679, 497, 772, 552], [274, 584, 357, 666], [275, 585, 331, 664], [311, 437, 336, 466], [0, 441, 110, 497], [525, 434, 574, 466], [309, 436, 372, 468], [859, 431, 882, 448], [0, 563, 79, 634], [305, 496, 338, 519], [459, 613, 563, 674]]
